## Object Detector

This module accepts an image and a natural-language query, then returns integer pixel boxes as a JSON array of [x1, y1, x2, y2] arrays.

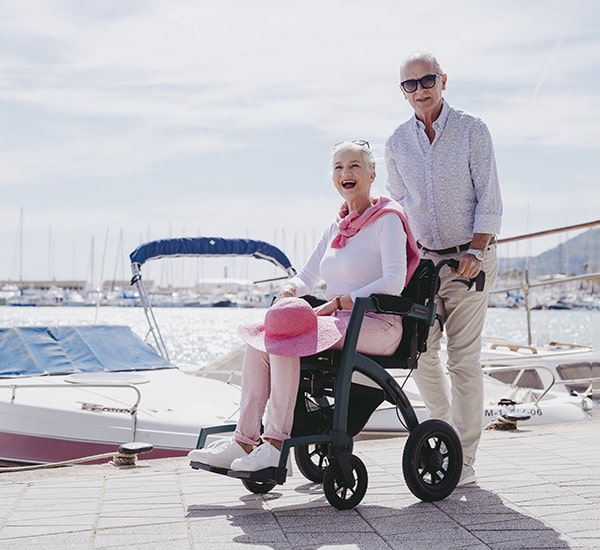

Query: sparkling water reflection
[[1, 306, 598, 368]]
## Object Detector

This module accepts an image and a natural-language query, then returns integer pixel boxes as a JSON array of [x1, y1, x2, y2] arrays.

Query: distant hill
[[498, 227, 600, 277]]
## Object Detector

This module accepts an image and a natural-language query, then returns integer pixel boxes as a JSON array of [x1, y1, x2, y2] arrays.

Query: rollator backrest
[[393, 258, 437, 364]]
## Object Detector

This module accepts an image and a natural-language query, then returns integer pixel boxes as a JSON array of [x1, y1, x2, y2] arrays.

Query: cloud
[[0, 0, 599, 279]]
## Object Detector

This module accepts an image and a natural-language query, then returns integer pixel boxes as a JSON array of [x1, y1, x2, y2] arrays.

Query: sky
[[1, 0, 599, 286]]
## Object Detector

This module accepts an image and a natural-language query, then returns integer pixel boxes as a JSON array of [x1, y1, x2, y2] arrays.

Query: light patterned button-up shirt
[[385, 101, 502, 250]]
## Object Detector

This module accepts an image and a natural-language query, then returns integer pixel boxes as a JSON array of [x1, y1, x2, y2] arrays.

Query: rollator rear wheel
[[294, 439, 354, 483], [323, 454, 368, 510], [241, 479, 277, 494], [402, 419, 462, 501]]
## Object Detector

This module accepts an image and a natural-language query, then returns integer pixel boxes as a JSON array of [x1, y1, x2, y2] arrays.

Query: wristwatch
[[466, 248, 485, 261]]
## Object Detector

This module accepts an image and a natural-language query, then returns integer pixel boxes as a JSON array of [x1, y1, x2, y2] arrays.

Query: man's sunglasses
[[333, 139, 370, 149], [400, 73, 443, 94]]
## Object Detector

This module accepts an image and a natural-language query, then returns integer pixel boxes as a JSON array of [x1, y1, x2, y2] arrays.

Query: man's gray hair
[[400, 51, 443, 79]]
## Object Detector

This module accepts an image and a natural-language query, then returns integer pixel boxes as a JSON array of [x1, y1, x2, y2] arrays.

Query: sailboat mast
[[19, 208, 23, 293]]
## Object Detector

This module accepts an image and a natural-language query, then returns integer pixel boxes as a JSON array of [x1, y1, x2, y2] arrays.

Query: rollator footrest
[[189, 461, 230, 476], [228, 466, 287, 484], [190, 460, 288, 484]]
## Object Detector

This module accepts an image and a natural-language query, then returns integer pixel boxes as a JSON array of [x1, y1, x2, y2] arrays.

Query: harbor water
[[0, 306, 598, 369]]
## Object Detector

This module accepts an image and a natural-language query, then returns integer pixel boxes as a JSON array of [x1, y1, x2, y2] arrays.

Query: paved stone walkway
[[1, 414, 598, 549]]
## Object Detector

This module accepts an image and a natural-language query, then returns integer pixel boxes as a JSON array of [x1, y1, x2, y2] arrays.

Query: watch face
[[468, 249, 485, 261]]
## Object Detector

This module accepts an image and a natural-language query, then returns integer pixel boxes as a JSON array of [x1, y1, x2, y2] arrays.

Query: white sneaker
[[456, 464, 477, 487], [188, 438, 248, 469], [230, 442, 281, 472]]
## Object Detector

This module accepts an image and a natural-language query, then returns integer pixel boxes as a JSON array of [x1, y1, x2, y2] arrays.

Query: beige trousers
[[412, 246, 498, 466]]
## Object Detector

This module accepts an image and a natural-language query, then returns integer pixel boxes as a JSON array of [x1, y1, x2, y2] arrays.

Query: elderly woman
[[189, 140, 419, 473]]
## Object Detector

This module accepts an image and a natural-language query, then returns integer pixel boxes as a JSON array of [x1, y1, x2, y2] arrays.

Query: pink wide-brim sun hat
[[238, 297, 345, 357]]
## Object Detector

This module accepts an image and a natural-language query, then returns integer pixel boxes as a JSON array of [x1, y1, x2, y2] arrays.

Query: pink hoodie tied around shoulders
[[331, 195, 420, 285]]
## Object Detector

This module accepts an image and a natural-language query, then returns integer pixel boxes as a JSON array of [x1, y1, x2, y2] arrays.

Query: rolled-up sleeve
[[470, 121, 503, 235]]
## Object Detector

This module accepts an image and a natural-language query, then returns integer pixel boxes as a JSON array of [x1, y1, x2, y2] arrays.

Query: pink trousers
[[234, 312, 403, 446]]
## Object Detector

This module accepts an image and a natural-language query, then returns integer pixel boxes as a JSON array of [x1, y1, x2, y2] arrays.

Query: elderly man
[[385, 51, 502, 486]]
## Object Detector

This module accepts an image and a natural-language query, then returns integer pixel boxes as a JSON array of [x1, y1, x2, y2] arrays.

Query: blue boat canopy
[[0, 326, 171, 378], [129, 237, 294, 273]]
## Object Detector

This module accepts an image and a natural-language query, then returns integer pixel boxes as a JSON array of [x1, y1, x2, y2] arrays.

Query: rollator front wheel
[[402, 419, 462, 502], [294, 439, 354, 483], [323, 454, 368, 510], [241, 479, 277, 494]]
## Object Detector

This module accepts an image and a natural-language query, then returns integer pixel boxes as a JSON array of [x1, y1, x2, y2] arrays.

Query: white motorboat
[[479, 338, 600, 398], [0, 325, 242, 463], [0, 237, 296, 465]]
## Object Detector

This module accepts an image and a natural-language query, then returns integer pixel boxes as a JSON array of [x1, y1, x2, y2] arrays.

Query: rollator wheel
[[322, 454, 368, 510], [402, 419, 462, 502], [241, 479, 277, 494], [294, 439, 354, 483]]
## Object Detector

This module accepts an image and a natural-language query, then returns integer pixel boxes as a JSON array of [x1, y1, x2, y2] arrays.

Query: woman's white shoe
[[230, 442, 281, 472], [188, 438, 248, 469]]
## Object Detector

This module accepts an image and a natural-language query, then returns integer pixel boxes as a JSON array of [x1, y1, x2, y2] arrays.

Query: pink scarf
[[331, 196, 420, 285]]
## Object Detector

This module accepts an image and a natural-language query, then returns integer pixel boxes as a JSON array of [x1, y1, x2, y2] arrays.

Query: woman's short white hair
[[330, 141, 376, 173]]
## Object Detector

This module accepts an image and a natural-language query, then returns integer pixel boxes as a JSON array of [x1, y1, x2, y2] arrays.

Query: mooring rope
[[0, 451, 139, 473]]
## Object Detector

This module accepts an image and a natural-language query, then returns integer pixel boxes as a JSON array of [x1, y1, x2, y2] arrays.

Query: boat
[[361, 340, 596, 432], [479, 338, 600, 399], [0, 237, 296, 465], [0, 325, 242, 463]]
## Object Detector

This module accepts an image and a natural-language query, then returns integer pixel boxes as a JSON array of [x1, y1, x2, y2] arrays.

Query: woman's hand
[[275, 282, 297, 302], [314, 295, 348, 316], [314, 301, 337, 316]]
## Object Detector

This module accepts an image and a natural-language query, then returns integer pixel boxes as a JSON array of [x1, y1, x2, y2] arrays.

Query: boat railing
[[489, 342, 539, 354], [493, 218, 600, 344], [0, 382, 143, 415], [482, 364, 599, 403], [482, 364, 557, 404]]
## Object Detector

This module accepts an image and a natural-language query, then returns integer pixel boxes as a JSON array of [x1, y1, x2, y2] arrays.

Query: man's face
[[401, 59, 446, 121]]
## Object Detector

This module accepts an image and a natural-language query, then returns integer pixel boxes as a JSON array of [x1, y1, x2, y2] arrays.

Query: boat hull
[[0, 369, 240, 465]]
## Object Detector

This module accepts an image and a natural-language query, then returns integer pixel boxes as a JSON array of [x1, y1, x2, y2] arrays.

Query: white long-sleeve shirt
[[289, 213, 407, 301]]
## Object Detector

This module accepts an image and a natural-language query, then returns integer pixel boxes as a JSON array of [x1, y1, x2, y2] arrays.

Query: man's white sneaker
[[456, 464, 477, 487], [230, 442, 281, 472], [188, 438, 248, 469]]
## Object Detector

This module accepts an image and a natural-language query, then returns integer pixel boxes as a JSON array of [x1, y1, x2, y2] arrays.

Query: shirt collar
[[413, 99, 450, 131]]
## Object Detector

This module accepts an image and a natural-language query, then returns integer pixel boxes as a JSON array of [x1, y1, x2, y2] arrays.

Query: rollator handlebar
[[442, 258, 486, 291]]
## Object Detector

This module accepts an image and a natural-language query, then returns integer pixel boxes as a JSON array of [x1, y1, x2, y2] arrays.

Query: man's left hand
[[457, 254, 482, 279]]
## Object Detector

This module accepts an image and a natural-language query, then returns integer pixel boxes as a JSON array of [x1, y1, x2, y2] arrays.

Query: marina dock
[[1, 414, 598, 549]]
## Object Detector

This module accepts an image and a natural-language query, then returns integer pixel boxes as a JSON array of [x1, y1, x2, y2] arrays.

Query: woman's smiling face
[[332, 146, 375, 202]]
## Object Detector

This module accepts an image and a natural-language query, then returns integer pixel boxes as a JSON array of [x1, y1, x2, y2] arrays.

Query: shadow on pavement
[[186, 483, 570, 549]]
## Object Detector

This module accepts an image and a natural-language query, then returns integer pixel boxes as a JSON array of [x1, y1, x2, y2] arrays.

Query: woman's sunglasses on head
[[333, 139, 370, 149]]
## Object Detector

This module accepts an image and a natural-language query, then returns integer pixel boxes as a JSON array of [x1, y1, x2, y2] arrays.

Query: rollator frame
[[191, 259, 484, 509]]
